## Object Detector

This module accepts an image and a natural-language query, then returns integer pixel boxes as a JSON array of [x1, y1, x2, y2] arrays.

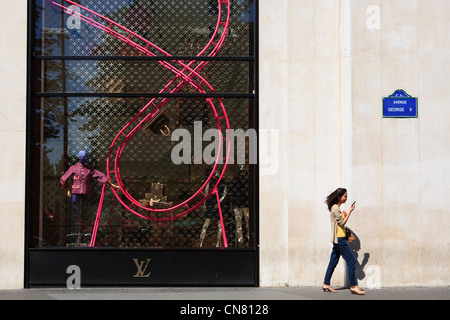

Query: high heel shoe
[[322, 284, 337, 293], [350, 286, 366, 295]]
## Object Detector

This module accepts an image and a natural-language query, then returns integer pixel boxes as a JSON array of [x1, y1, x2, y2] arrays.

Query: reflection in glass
[[29, 0, 255, 249]]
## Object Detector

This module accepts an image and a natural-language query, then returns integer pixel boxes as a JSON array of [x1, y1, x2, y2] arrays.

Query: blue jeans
[[324, 237, 357, 287]]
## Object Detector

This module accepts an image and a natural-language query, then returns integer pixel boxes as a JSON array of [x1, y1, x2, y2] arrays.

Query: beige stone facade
[[1, 0, 450, 289], [0, 0, 27, 289], [259, 0, 450, 288]]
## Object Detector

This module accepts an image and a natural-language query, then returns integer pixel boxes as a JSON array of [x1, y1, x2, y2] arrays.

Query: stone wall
[[259, 0, 450, 287]]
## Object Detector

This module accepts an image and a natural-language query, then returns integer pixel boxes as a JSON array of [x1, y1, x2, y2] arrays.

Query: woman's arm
[[333, 203, 355, 226], [343, 203, 356, 224]]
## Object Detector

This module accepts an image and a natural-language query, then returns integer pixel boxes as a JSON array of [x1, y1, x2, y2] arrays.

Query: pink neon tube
[[48, 0, 232, 246]]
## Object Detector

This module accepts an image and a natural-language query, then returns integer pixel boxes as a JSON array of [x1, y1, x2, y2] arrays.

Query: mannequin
[[199, 173, 227, 247], [229, 168, 250, 246], [60, 150, 118, 244], [60, 150, 119, 199]]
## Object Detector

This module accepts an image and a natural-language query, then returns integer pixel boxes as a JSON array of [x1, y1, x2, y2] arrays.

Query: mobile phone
[[351, 201, 356, 206]]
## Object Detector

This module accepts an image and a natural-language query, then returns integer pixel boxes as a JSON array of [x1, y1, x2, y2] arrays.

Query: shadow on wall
[[347, 228, 370, 284]]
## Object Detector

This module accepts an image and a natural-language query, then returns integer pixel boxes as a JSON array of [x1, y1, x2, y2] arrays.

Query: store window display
[[29, 0, 256, 250], [199, 172, 228, 247], [60, 150, 119, 245], [60, 150, 118, 201]]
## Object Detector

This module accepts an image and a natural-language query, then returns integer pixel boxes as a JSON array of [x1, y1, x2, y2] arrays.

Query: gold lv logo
[[133, 258, 151, 278]]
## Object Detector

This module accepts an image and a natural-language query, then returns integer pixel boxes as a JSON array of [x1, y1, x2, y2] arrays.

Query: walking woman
[[322, 188, 366, 295]]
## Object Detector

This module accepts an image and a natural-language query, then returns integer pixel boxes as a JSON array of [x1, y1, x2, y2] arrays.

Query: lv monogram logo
[[133, 258, 151, 278]]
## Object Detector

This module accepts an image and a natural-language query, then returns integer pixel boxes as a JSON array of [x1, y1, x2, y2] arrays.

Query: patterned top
[[60, 163, 108, 195]]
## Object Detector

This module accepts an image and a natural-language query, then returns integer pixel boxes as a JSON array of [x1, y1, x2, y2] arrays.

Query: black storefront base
[[27, 248, 258, 288]]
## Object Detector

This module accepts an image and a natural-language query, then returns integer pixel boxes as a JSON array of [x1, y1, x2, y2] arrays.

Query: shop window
[[28, 0, 257, 252]]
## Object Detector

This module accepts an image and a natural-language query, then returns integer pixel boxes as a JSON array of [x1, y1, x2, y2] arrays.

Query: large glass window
[[28, 0, 257, 251]]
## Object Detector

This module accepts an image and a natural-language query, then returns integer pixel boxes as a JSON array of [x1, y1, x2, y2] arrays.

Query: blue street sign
[[383, 90, 418, 118]]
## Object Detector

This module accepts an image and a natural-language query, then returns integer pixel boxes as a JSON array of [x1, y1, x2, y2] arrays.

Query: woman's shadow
[[347, 228, 370, 283]]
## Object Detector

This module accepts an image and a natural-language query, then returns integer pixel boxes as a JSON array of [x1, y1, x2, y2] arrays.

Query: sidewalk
[[0, 286, 449, 300]]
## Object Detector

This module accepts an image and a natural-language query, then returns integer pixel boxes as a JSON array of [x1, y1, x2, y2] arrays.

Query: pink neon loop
[[48, 1, 232, 246]]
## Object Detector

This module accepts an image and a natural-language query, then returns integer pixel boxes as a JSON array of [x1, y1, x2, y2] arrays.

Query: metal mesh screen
[[29, 0, 256, 249], [36, 0, 252, 57]]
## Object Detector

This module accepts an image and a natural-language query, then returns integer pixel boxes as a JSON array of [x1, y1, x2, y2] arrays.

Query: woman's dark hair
[[325, 188, 347, 211]]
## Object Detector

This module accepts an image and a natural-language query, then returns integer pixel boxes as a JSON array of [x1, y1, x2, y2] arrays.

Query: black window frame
[[25, 0, 260, 287]]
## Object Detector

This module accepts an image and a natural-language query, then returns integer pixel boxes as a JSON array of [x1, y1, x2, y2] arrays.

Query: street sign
[[383, 90, 418, 118]]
